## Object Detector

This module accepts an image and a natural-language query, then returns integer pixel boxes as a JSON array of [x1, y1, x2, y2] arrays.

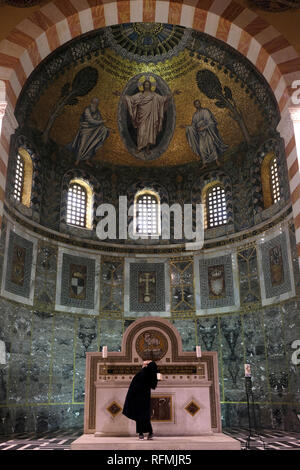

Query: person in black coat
[[122, 360, 158, 440]]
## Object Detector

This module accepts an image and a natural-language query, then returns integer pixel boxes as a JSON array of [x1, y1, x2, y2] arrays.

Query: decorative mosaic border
[[194, 251, 240, 315], [257, 227, 295, 306], [55, 247, 100, 315], [124, 259, 170, 317], [0, 221, 37, 305]]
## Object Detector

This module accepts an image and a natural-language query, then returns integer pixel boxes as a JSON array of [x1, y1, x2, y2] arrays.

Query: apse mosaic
[[15, 23, 279, 169]]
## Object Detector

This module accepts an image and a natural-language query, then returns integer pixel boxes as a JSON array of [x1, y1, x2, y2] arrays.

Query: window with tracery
[[13, 153, 24, 203], [261, 152, 281, 209], [270, 157, 281, 204], [134, 190, 160, 236], [204, 184, 228, 229], [66, 180, 94, 229], [13, 148, 33, 207]]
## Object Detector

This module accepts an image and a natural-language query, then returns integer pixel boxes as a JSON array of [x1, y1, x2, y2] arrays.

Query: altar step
[[71, 433, 241, 450]]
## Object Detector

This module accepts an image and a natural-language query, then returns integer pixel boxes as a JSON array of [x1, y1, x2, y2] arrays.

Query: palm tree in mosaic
[[196, 69, 251, 144], [42, 66, 99, 143]]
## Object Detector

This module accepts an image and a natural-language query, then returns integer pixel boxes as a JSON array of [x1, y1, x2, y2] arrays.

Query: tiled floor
[[0, 428, 299, 450], [223, 428, 300, 450]]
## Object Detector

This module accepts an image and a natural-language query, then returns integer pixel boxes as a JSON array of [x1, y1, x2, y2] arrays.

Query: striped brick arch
[[0, 0, 300, 259]]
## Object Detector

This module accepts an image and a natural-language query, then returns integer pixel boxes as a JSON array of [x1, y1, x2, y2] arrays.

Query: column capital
[[289, 107, 300, 123]]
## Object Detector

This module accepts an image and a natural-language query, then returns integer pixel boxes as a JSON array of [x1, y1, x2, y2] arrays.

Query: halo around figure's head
[[138, 75, 156, 92]]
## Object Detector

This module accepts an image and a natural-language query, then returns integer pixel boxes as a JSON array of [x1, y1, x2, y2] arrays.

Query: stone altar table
[[71, 317, 240, 450]]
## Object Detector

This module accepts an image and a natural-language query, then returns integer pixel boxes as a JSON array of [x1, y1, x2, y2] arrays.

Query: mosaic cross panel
[[1, 225, 37, 305], [127, 261, 168, 314], [55, 248, 100, 314]]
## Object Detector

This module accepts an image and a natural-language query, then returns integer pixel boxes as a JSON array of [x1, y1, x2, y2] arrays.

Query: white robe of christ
[[124, 91, 168, 151]]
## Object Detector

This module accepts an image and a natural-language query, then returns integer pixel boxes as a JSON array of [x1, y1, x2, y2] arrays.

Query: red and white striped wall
[[0, 0, 300, 260]]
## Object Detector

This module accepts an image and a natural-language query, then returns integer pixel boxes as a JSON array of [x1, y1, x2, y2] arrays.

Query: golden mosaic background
[[31, 49, 265, 167]]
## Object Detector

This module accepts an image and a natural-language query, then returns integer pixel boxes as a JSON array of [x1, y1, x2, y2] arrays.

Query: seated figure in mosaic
[[70, 97, 110, 165]]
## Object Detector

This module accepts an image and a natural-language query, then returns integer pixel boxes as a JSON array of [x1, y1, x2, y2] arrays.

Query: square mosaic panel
[[56, 250, 99, 313], [259, 232, 294, 302], [2, 229, 35, 303], [129, 262, 165, 312], [198, 254, 235, 310]]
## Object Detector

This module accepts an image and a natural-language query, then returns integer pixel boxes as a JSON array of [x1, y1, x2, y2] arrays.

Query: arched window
[[261, 152, 281, 209], [134, 189, 161, 236], [203, 183, 228, 229], [13, 148, 33, 207], [270, 157, 281, 204], [66, 179, 93, 229]]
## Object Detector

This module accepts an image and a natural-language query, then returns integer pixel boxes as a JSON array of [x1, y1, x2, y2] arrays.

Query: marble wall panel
[[28, 311, 54, 404], [172, 319, 197, 352], [99, 318, 123, 352], [242, 310, 269, 403], [49, 314, 75, 404], [74, 316, 99, 403], [220, 314, 245, 403], [6, 307, 33, 405]]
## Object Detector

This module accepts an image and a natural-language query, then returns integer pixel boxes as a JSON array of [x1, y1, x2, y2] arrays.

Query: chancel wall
[[0, 209, 299, 434]]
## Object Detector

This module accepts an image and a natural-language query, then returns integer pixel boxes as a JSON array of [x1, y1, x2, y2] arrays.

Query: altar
[[71, 317, 240, 450]]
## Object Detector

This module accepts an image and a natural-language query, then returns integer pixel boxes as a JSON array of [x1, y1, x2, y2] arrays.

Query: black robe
[[122, 361, 158, 430]]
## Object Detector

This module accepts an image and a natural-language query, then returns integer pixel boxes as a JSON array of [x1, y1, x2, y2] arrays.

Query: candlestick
[[196, 346, 202, 358], [102, 346, 108, 359], [244, 364, 251, 377]]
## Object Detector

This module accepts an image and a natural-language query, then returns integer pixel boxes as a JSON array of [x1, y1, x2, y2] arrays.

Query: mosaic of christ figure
[[114, 76, 180, 157]]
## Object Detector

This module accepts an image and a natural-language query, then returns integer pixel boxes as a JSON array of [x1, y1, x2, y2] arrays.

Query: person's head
[[143, 80, 151, 92], [90, 97, 99, 110], [142, 360, 152, 368], [194, 99, 201, 109]]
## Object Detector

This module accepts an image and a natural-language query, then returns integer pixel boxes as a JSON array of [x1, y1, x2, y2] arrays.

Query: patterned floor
[[224, 427, 300, 450], [0, 427, 299, 450]]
